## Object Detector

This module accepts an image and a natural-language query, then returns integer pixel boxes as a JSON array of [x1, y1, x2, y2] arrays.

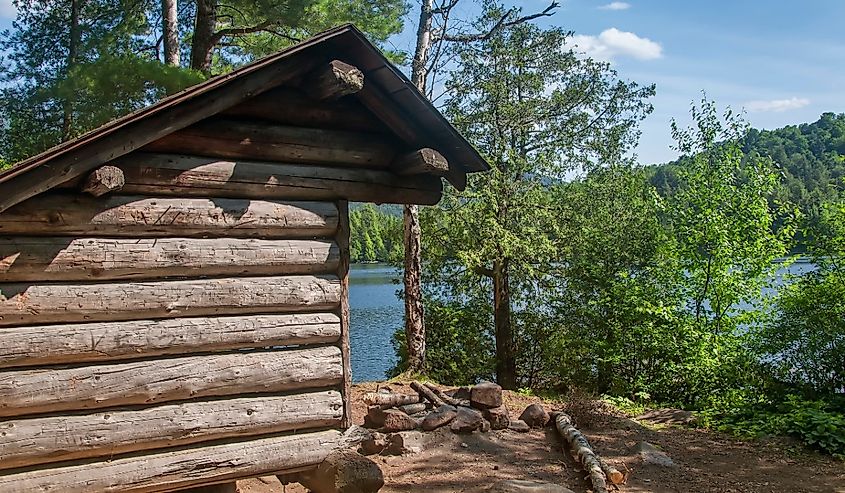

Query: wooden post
[[336, 200, 353, 428], [305, 60, 364, 101], [80, 165, 124, 196], [391, 148, 449, 176]]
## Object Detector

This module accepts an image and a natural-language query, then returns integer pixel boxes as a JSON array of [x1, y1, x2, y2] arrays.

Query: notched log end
[[305, 60, 364, 101], [81, 165, 125, 197], [390, 148, 449, 176]]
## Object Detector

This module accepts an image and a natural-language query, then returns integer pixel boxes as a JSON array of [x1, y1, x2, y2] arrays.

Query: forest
[[0, 0, 842, 460]]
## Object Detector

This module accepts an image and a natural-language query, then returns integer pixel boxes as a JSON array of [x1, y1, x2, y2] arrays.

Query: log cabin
[[0, 24, 488, 492]]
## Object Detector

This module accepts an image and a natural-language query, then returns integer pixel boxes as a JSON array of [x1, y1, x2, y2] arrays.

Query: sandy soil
[[236, 381, 845, 493]]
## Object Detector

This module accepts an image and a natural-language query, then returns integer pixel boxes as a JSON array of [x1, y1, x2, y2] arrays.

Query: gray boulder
[[295, 449, 384, 493], [519, 403, 550, 428]]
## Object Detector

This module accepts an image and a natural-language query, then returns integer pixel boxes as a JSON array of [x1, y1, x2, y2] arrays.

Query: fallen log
[[554, 413, 623, 491], [424, 383, 469, 407], [410, 381, 445, 406], [361, 392, 421, 407]]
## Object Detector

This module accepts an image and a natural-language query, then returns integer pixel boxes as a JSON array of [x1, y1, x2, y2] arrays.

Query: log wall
[[0, 153, 356, 490]]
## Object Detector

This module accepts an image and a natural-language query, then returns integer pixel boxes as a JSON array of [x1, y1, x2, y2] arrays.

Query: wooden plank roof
[[0, 24, 488, 212]]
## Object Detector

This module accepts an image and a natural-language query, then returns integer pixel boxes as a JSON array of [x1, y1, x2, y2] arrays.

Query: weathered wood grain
[[0, 313, 340, 368], [144, 119, 397, 168], [0, 429, 341, 493], [303, 60, 364, 101], [0, 391, 343, 470], [221, 87, 389, 132], [0, 237, 339, 282], [337, 200, 353, 428], [391, 148, 449, 176], [111, 153, 443, 205], [0, 346, 342, 417], [0, 194, 339, 238], [0, 275, 341, 326], [81, 165, 125, 196]]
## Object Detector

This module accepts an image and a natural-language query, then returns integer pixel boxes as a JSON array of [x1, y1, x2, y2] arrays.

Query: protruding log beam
[[110, 153, 443, 205], [0, 391, 343, 470], [0, 313, 341, 368], [0, 194, 339, 238], [80, 165, 125, 196], [390, 148, 449, 176], [304, 60, 364, 101], [0, 346, 343, 417], [143, 119, 397, 168], [0, 237, 339, 282], [0, 275, 341, 326], [0, 429, 342, 493]]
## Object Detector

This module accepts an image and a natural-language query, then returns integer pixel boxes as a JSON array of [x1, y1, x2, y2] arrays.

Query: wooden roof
[[0, 24, 488, 212]]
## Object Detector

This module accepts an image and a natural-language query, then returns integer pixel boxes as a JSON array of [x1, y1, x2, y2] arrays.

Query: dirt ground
[[237, 382, 845, 493]]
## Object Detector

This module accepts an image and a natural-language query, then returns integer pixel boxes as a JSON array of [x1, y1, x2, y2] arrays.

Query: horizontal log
[[304, 60, 364, 101], [0, 313, 340, 368], [0, 391, 343, 470], [144, 118, 398, 168], [0, 346, 343, 417], [111, 153, 443, 205], [0, 237, 339, 282], [0, 429, 341, 493], [0, 194, 338, 238], [221, 87, 389, 132], [81, 165, 125, 197], [391, 148, 449, 176], [0, 275, 340, 326]]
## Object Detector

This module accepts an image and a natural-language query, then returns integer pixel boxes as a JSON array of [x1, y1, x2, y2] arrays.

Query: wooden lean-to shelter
[[0, 24, 488, 492]]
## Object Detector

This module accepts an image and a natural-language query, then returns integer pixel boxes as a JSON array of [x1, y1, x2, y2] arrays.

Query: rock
[[421, 404, 457, 431], [471, 381, 503, 409], [399, 403, 429, 415], [295, 449, 384, 493], [634, 441, 676, 467], [450, 406, 485, 433], [449, 386, 472, 401], [359, 431, 388, 456], [637, 408, 696, 426], [483, 406, 511, 430], [385, 431, 425, 455], [381, 409, 417, 432], [508, 419, 530, 433], [364, 406, 386, 429], [487, 479, 574, 493], [480, 418, 491, 432], [519, 403, 549, 428]]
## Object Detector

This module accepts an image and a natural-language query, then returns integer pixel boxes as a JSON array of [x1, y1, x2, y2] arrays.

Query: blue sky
[[1, 0, 843, 164]]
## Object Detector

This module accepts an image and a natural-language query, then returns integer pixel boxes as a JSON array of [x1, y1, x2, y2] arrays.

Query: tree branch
[[437, 1, 559, 43]]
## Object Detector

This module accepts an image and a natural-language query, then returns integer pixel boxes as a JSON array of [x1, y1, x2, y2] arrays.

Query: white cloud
[[570, 28, 662, 61], [744, 97, 810, 112], [599, 2, 631, 10], [0, 0, 16, 18]]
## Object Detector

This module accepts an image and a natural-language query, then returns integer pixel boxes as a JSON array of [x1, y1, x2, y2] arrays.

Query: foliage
[[406, 4, 655, 387], [755, 201, 845, 395], [348, 204, 402, 263], [700, 394, 845, 458], [391, 297, 495, 385], [651, 112, 845, 243]]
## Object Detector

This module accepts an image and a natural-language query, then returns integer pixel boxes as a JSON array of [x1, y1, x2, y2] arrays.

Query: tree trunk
[[190, 0, 217, 73], [493, 258, 517, 389], [162, 0, 180, 66], [62, 0, 81, 141], [401, 0, 435, 375]]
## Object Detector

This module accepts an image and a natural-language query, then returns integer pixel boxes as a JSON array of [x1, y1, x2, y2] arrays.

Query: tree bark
[[162, 0, 180, 66], [402, 0, 435, 375], [190, 0, 217, 73], [62, 0, 81, 141], [493, 258, 517, 389]]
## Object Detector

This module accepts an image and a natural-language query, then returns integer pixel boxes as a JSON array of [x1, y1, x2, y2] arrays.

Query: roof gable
[[0, 24, 488, 212]]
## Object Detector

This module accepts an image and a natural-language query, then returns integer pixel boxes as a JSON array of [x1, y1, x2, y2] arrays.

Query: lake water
[[346, 259, 816, 383], [349, 263, 402, 382]]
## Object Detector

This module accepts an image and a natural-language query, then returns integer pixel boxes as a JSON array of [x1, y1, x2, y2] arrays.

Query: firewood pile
[[358, 381, 625, 492]]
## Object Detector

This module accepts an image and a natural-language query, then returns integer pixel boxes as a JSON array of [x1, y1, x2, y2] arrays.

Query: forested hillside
[[650, 112, 845, 233]]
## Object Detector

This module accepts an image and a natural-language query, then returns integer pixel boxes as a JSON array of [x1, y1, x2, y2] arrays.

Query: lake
[[349, 263, 402, 382], [346, 259, 816, 383]]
